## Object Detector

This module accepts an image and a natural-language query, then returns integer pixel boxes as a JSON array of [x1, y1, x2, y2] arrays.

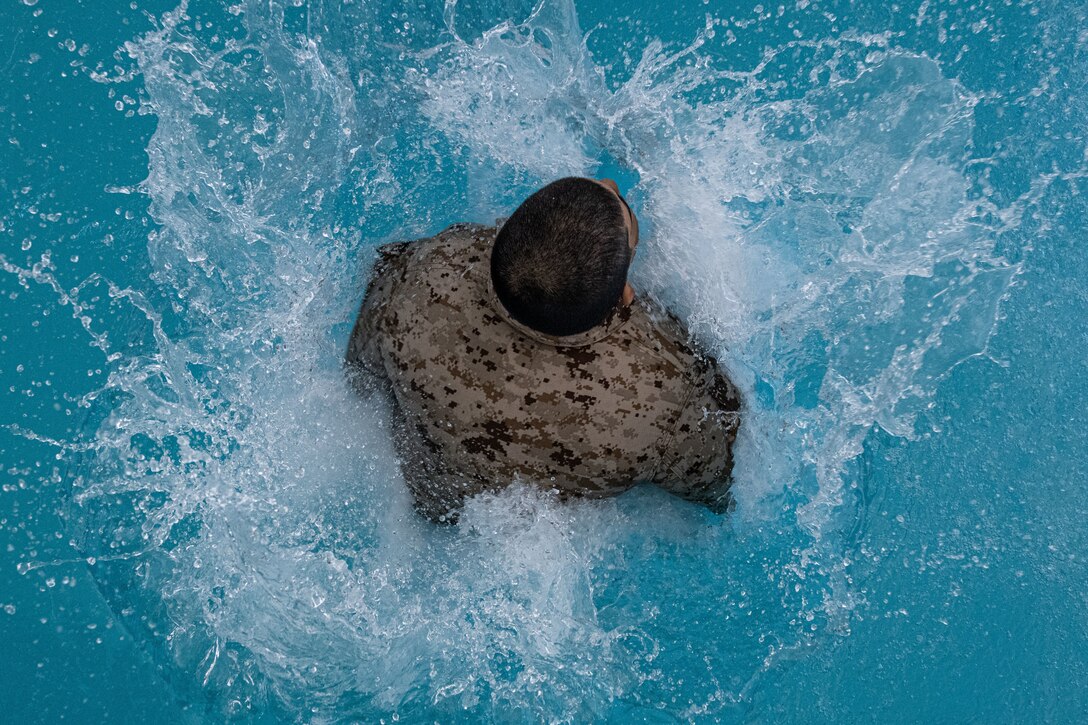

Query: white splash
[[47, 0, 1044, 720]]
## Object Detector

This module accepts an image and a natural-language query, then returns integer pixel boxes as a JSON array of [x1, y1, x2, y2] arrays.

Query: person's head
[[490, 176, 640, 337]]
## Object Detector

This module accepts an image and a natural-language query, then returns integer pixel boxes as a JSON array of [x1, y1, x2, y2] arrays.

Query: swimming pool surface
[[2, 0, 1086, 721]]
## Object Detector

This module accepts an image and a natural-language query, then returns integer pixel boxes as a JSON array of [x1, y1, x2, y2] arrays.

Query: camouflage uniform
[[346, 223, 741, 522]]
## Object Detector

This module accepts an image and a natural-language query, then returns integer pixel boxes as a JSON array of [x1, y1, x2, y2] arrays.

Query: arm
[[344, 239, 485, 523], [390, 416, 491, 525], [345, 241, 412, 389], [653, 356, 742, 513]]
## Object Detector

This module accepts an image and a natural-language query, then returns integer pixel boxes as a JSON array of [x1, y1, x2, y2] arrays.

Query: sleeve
[[653, 356, 742, 513], [344, 238, 488, 523], [390, 415, 492, 525], [344, 241, 412, 390]]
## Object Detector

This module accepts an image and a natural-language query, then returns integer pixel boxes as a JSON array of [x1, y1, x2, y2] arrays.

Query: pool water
[[2, 0, 1086, 721]]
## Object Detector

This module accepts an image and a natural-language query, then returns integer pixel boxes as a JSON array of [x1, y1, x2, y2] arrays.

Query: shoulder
[[366, 224, 494, 291], [392, 223, 495, 276], [651, 344, 741, 509], [632, 298, 740, 406], [623, 297, 706, 386], [625, 298, 741, 448], [371, 240, 413, 281], [433, 222, 495, 260]]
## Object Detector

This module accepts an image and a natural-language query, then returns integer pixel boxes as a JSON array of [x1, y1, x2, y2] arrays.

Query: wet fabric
[[347, 223, 741, 520]]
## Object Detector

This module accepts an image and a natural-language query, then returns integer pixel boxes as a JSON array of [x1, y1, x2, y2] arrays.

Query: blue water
[[2, 0, 1086, 721]]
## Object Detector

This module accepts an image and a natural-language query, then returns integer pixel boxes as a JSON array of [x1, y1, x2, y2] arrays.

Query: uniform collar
[[483, 266, 633, 348]]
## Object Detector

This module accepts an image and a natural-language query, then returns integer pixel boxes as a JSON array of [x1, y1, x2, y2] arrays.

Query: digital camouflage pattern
[[346, 223, 741, 521]]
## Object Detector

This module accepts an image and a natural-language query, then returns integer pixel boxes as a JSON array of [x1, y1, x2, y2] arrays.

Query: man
[[346, 177, 741, 522]]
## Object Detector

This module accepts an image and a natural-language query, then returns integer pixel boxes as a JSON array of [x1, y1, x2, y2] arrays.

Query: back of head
[[491, 177, 631, 337]]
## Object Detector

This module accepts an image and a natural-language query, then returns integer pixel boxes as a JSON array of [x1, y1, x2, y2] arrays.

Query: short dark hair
[[491, 177, 631, 337]]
